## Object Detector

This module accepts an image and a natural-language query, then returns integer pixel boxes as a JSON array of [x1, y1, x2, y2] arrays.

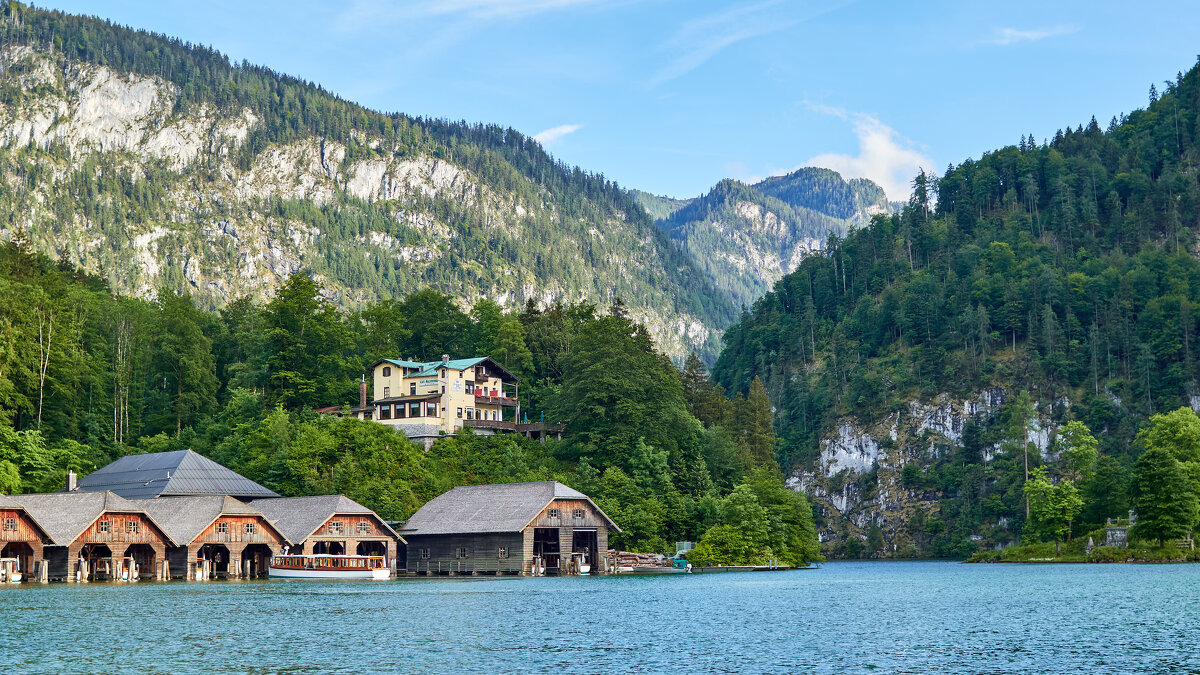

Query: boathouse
[[249, 495, 404, 571], [72, 449, 280, 500], [400, 481, 618, 575], [0, 495, 50, 581], [133, 496, 289, 579], [11, 492, 174, 581]]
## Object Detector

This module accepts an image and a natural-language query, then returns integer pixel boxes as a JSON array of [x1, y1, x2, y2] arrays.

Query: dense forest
[[714, 57, 1200, 557], [0, 238, 819, 566], [0, 2, 737, 361]]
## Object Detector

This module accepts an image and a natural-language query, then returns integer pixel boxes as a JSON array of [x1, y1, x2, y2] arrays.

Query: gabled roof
[[247, 495, 403, 544], [0, 494, 51, 541], [130, 496, 284, 546], [400, 481, 619, 536], [10, 491, 175, 546], [75, 450, 279, 500], [371, 356, 518, 383]]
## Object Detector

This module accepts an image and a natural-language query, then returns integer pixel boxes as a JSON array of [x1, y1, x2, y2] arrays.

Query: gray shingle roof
[[130, 496, 279, 545], [10, 491, 174, 545], [75, 450, 278, 500], [248, 495, 402, 544], [400, 481, 618, 536]]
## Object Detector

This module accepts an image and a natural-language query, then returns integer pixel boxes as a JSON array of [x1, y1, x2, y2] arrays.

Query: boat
[[0, 558, 22, 583], [268, 554, 391, 580], [621, 560, 692, 574]]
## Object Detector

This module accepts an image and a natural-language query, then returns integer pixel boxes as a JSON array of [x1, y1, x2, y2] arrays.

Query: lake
[[1, 561, 1198, 673]]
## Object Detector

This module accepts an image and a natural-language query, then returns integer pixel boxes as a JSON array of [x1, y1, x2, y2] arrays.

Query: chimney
[[360, 376, 368, 409], [442, 354, 450, 362], [67, 470, 78, 492]]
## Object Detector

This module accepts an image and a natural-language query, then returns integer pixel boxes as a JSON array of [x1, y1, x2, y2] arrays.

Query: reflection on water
[[2, 561, 1199, 673]]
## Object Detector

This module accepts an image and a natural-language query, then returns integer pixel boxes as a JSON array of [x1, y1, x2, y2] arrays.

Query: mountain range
[[0, 4, 885, 361]]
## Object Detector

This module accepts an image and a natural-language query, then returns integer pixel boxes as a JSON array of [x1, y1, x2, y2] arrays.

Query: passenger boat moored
[[269, 554, 390, 580]]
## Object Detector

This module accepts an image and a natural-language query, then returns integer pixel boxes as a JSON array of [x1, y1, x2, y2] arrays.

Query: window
[[547, 508, 561, 520], [379, 404, 392, 420], [396, 403, 406, 419], [410, 383, 417, 395], [357, 521, 372, 534], [382, 366, 391, 377], [466, 381, 475, 395], [244, 522, 257, 535], [492, 410, 498, 421], [455, 547, 469, 559], [420, 548, 431, 560], [457, 407, 463, 419], [383, 386, 390, 398], [328, 522, 344, 535], [98, 520, 110, 533], [573, 509, 585, 520], [440, 368, 446, 378], [2, 517, 16, 531], [216, 522, 228, 534], [126, 521, 140, 534], [409, 402, 421, 417], [426, 402, 437, 417], [498, 547, 509, 559]]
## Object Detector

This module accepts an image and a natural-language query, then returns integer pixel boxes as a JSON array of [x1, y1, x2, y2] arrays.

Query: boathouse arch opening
[[242, 544, 272, 578], [312, 541, 345, 555], [80, 543, 113, 581], [0, 542, 34, 578], [198, 543, 230, 578], [125, 544, 156, 580]]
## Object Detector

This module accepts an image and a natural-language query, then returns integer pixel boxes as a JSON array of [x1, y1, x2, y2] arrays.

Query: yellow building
[[357, 355, 521, 446]]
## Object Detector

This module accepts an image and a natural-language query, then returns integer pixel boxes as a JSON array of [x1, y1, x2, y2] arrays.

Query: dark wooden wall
[[405, 533, 526, 574]]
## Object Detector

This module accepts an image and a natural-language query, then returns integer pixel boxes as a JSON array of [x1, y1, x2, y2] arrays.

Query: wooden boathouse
[[133, 496, 289, 579], [11, 492, 173, 581], [0, 495, 50, 581], [249, 495, 404, 572], [400, 481, 619, 575]]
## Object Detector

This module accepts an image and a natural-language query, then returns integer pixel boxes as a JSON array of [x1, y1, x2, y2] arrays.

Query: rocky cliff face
[[789, 389, 1056, 557], [0, 44, 725, 359]]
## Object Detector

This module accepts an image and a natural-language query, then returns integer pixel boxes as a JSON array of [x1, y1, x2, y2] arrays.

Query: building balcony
[[463, 419, 516, 431], [474, 394, 518, 407]]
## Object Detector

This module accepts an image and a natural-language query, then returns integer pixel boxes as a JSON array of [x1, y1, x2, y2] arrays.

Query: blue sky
[[42, 0, 1200, 200]]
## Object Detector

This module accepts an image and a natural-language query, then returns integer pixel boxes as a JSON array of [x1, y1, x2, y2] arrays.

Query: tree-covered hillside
[[656, 170, 891, 310], [713, 58, 1200, 557], [0, 236, 819, 565], [0, 2, 735, 361]]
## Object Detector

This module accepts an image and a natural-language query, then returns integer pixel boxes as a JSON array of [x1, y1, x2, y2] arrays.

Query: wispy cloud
[[649, 0, 793, 87], [796, 106, 934, 200], [987, 25, 1078, 46], [336, 0, 606, 29], [533, 123, 583, 145]]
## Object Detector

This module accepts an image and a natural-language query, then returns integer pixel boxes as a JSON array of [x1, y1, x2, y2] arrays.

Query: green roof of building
[[374, 356, 516, 382]]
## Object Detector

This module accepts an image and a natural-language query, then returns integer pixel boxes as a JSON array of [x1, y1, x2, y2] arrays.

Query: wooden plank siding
[[405, 533, 527, 575], [528, 499, 609, 529], [0, 508, 46, 545], [72, 513, 169, 549], [194, 515, 285, 547]]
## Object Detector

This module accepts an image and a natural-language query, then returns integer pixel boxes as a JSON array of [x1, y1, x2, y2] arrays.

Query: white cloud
[[798, 108, 934, 200], [533, 123, 583, 145], [987, 25, 1078, 46]]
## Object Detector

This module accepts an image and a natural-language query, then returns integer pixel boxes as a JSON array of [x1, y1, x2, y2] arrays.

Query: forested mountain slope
[[0, 4, 735, 360], [713, 59, 1200, 557], [653, 169, 892, 309]]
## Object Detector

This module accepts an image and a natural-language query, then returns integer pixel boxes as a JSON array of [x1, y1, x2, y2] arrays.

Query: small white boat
[[0, 558, 21, 583], [269, 554, 390, 580]]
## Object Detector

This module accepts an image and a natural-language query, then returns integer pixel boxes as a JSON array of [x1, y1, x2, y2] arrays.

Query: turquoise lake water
[[1, 560, 1198, 673]]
